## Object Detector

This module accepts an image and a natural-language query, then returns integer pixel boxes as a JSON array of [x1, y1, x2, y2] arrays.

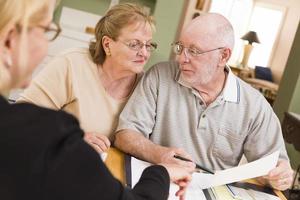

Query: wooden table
[[105, 148, 287, 200], [104, 147, 126, 184]]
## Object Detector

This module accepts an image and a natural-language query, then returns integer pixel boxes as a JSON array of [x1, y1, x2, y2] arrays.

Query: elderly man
[[114, 13, 293, 190]]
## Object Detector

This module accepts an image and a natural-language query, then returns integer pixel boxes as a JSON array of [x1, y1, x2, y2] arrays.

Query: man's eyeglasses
[[120, 39, 158, 52], [172, 42, 224, 57], [37, 22, 61, 41]]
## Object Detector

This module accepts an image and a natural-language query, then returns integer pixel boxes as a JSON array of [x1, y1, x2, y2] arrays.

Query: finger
[[176, 185, 188, 197], [88, 135, 110, 151], [175, 148, 193, 161], [270, 177, 292, 191], [171, 157, 196, 170], [84, 134, 108, 152], [95, 135, 111, 148], [83, 132, 94, 140], [269, 160, 289, 177], [84, 133, 111, 149], [175, 187, 184, 197], [267, 169, 293, 181], [89, 142, 103, 153], [176, 180, 189, 188], [91, 139, 109, 152]]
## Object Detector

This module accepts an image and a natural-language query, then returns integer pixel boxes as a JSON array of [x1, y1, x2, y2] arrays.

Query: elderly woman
[[18, 3, 157, 154], [0, 0, 192, 199]]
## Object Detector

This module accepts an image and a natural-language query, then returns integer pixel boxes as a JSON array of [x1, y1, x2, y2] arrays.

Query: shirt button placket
[[198, 113, 207, 129]]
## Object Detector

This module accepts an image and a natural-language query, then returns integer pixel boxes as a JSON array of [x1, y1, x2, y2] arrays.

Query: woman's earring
[[106, 49, 111, 56], [3, 50, 12, 68]]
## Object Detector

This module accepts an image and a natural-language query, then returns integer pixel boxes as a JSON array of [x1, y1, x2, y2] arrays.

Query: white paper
[[192, 151, 279, 189], [230, 186, 280, 200], [100, 152, 108, 161], [131, 151, 279, 199]]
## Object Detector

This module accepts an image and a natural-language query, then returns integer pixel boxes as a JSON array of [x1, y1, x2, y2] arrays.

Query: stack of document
[[228, 185, 280, 200], [130, 151, 280, 200], [212, 185, 236, 200]]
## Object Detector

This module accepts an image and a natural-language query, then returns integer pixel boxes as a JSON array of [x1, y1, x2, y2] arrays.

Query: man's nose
[[177, 48, 190, 63]]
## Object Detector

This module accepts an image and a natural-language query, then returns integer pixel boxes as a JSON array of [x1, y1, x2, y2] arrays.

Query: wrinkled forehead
[[180, 21, 218, 47]]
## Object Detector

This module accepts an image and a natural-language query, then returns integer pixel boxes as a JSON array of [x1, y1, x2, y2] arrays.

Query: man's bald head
[[182, 13, 234, 51]]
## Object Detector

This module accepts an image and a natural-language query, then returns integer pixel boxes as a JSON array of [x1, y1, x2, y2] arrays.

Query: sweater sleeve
[[44, 111, 170, 200], [121, 165, 170, 200]]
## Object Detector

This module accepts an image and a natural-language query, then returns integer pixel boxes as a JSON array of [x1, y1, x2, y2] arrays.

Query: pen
[[225, 184, 235, 197], [225, 184, 241, 199], [173, 155, 214, 174]]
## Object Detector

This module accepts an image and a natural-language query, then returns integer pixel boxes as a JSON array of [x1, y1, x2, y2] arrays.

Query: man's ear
[[219, 48, 231, 66]]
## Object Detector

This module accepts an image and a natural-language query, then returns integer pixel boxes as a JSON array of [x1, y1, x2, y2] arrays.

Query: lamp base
[[241, 44, 253, 68]]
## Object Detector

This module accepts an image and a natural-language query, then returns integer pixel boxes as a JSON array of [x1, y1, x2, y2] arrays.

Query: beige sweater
[[19, 48, 137, 140]]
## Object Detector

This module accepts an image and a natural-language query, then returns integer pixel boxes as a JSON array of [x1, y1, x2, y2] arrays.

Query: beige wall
[[254, 0, 300, 83]]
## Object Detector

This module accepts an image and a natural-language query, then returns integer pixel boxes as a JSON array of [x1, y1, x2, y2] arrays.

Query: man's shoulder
[[146, 61, 179, 77], [237, 77, 271, 107]]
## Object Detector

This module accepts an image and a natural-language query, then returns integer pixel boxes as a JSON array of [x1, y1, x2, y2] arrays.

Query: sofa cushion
[[255, 66, 273, 82]]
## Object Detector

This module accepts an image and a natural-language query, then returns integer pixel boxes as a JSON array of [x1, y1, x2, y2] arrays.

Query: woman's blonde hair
[[89, 3, 155, 65], [0, 0, 50, 95]]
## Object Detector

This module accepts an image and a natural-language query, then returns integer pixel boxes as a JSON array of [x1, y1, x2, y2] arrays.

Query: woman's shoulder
[[1, 102, 81, 137], [58, 47, 90, 58], [42, 47, 95, 76]]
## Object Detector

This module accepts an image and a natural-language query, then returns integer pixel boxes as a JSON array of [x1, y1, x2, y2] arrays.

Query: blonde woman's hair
[[0, 0, 50, 95], [89, 3, 155, 65]]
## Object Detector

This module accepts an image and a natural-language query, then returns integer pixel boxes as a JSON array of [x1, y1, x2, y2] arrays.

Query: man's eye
[[176, 45, 182, 52], [188, 48, 199, 55]]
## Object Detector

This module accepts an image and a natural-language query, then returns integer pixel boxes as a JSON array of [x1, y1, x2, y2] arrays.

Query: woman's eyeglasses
[[16, 22, 61, 42], [37, 22, 61, 41], [120, 39, 158, 52]]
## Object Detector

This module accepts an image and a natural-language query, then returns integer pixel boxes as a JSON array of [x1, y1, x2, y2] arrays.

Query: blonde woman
[[18, 3, 157, 154], [0, 0, 192, 199]]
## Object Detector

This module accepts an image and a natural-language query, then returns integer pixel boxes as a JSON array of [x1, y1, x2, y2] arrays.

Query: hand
[[159, 147, 196, 171], [160, 163, 193, 199], [83, 132, 111, 153], [259, 159, 294, 191]]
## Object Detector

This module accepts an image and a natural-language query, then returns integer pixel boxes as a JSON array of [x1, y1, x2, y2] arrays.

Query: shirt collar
[[223, 65, 240, 103], [175, 64, 240, 103]]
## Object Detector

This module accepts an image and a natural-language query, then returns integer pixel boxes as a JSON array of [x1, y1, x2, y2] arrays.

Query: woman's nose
[[137, 45, 149, 57]]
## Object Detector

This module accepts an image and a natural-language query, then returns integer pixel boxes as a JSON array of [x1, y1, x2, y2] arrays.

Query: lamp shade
[[241, 31, 260, 45]]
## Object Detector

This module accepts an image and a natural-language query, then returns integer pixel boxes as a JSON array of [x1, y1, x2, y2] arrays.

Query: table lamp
[[240, 31, 260, 68]]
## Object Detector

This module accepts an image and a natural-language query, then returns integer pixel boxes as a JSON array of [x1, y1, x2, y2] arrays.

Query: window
[[209, 0, 285, 68], [247, 4, 284, 67]]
